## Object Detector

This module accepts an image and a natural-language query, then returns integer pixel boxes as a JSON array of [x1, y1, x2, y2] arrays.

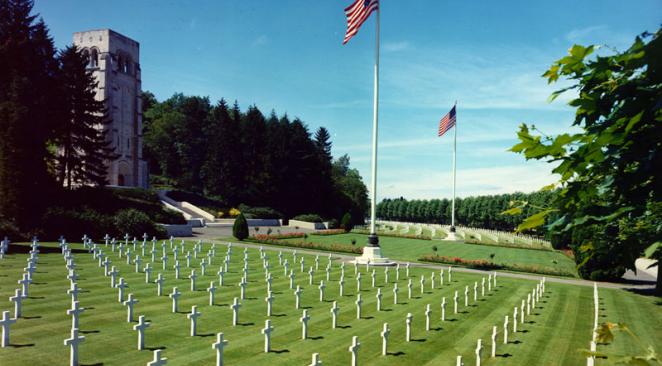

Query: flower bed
[[419, 254, 577, 277], [247, 237, 363, 255], [251, 232, 305, 240], [310, 229, 346, 236], [419, 254, 503, 270]]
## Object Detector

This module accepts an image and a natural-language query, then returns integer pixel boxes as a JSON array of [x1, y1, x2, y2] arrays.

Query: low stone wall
[[160, 224, 193, 237], [247, 219, 281, 227], [288, 220, 327, 230]]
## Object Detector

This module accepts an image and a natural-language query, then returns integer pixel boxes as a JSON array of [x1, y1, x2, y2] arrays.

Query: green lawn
[[285, 233, 578, 277], [0, 241, 659, 365]]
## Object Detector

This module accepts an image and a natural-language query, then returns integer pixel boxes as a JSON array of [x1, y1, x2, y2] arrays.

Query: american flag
[[438, 105, 457, 137], [343, 0, 379, 45]]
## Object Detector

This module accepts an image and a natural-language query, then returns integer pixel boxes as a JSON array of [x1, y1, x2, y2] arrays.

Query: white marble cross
[[212, 332, 229, 366], [448, 266, 453, 282], [315, 255, 320, 271], [430, 272, 435, 289], [355, 294, 363, 319], [475, 339, 483, 366], [288, 270, 296, 289], [520, 300, 525, 324], [488, 274, 492, 292], [147, 349, 167, 366], [393, 283, 399, 304], [144, 264, 152, 284], [464, 286, 469, 307], [425, 304, 431, 331], [384, 267, 389, 284], [420, 276, 425, 295], [294, 285, 303, 309], [440, 268, 444, 286], [67, 300, 85, 330], [405, 313, 413, 342], [1, 311, 16, 347], [491, 326, 497, 358], [133, 315, 150, 350], [123, 293, 138, 322], [67, 269, 78, 283], [513, 307, 518, 333], [309, 353, 322, 366], [308, 267, 314, 285], [300, 257, 305, 273], [261, 319, 274, 353], [64, 327, 85, 366], [116, 277, 128, 302], [216, 267, 225, 286], [187, 269, 198, 291], [169, 287, 181, 313], [407, 279, 413, 299], [9, 289, 22, 318], [474, 282, 478, 302], [102, 258, 110, 276], [155, 273, 165, 296], [173, 261, 181, 280], [318, 280, 326, 302], [188, 305, 201, 336], [207, 281, 217, 306], [441, 297, 447, 321], [380, 322, 390, 356], [17, 273, 31, 298], [339, 277, 345, 297], [231, 297, 241, 326], [265, 291, 274, 316], [406, 262, 410, 278], [135, 256, 142, 273], [454, 291, 459, 314], [527, 294, 531, 315], [348, 336, 360, 366], [503, 315, 509, 344], [325, 265, 330, 282], [330, 301, 339, 329], [376, 288, 382, 311], [239, 280, 247, 300], [300, 309, 310, 339]]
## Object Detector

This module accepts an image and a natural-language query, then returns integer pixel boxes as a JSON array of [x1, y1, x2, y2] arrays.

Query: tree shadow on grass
[[337, 325, 351, 329], [387, 351, 405, 356], [80, 330, 100, 334], [271, 349, 289, 354], [81, 363, 103, 366], [509, 340, 522, 345], [10, 343, 35, 348], [145, 346, 166, 351], [197, 333, 215, 337], [410, 338, 426, 342], [272, 314, 287, 317], [497, 353, 513, 358], [246, 297, 258, 300], [23, 316, 41, 320], [238, 322, 255, 326], [382, 308, 393, 312], [309, 336, 324, 340], [446, 318, 458, 322], [431, 327, 443, 331]]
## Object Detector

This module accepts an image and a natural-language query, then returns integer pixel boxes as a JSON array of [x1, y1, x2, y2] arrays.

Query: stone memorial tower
[[73, 29, 148, 188]]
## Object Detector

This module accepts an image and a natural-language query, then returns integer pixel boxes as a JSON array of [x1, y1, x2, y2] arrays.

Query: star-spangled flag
[[343, 0, 379, 44], [438, 105, 457, 137]]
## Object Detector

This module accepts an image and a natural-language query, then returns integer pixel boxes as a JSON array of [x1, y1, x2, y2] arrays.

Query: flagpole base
[[354, 234, 394, 266], [444, 226, 459, 241]]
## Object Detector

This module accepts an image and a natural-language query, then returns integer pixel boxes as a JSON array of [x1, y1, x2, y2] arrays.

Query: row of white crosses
[[2, 237, 40, 348], [457, 277, 547, 366]]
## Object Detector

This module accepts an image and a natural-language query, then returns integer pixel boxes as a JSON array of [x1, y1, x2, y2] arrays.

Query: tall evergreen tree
[[0, 0, 58, 229], [56, 45, 113, 188]]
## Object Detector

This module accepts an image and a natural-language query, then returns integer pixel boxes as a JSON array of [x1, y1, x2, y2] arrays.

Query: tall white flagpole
[[368, 5, 380, 247], [451, 102, 457, 229]]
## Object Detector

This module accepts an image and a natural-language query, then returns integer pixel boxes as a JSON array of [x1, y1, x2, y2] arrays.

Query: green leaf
[[540, 183, 557, 192], [501, 207, 523, 216], [624, 110, 644, 134], [516, 209, 556, 232]]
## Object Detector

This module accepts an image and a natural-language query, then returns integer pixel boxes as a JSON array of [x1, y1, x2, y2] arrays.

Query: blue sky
[[35, 0, 661, 200]]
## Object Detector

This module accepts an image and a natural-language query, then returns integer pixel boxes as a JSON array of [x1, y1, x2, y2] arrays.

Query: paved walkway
[[179, 233, 656, 291]]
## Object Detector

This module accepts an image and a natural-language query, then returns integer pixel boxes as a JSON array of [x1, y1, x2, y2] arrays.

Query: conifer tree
[[56, 45, 114, 188]]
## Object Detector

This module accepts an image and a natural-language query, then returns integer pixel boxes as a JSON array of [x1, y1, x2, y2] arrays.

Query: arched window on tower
[[123, 56, 131, 74], [89, 48, 99, 68], [81, 48, 89, 67], [117, 54, 124, 73]]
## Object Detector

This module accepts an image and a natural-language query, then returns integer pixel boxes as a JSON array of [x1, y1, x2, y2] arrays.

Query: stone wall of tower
[[72, 29, 148, 188]]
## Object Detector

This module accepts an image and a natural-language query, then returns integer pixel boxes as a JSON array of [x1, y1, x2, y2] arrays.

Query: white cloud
[[564, 25, 634, 51]]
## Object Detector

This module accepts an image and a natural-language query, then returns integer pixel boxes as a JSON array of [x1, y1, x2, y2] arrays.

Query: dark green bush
[[327, 219, 339, 229], [292, 214, 323, 223], [114, 209, 165, 238], [233, 213, 249, 241], [340, 212, 353, 232], [238, 204, 282, 219]]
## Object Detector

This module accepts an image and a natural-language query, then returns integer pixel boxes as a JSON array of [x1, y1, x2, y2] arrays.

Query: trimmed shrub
[[327, 219, 339, 229], [311, 229, 346, 236], [340, 212, 353, 232], [238, 204, 282, 219], [113, 209, 165, 238], [233, 213, 249, 241], [292, 214, 323, 223]]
